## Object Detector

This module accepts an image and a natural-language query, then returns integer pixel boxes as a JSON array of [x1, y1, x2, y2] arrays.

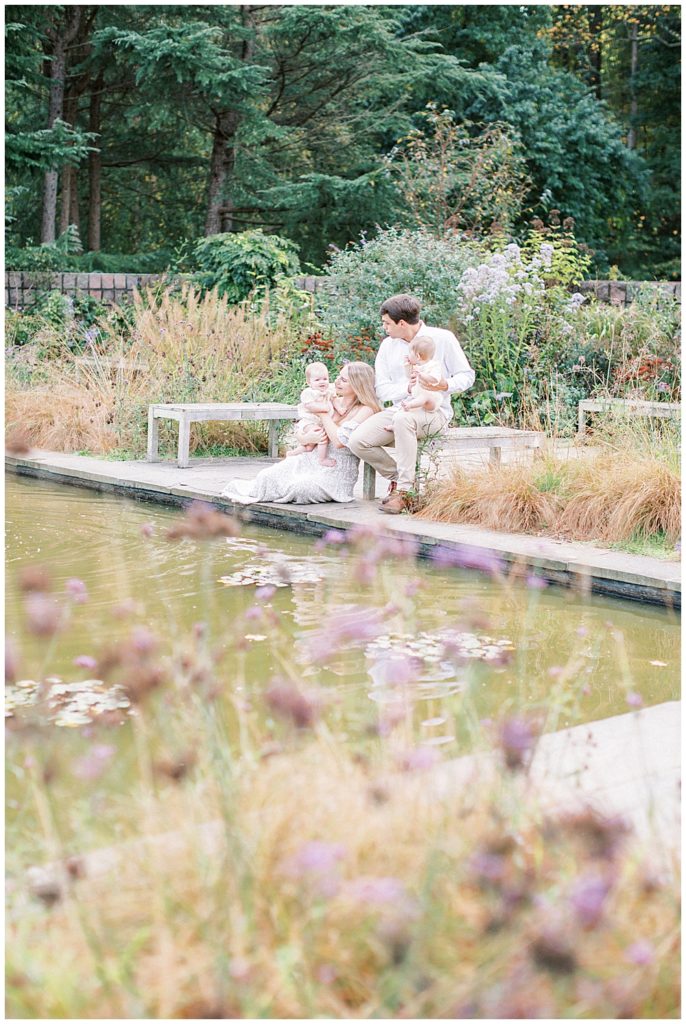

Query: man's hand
[[415, 371, 447, 392]]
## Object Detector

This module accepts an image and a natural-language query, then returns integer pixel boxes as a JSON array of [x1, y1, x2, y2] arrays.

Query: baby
[[287, 361, 337, 466], [400, 335, 442, 413]]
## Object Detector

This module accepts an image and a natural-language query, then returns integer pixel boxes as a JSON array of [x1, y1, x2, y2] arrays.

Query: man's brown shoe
[[379, 480, 398, 506], [380, 490, 410, 515]]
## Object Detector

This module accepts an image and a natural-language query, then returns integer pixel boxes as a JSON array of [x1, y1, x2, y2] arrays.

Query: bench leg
[[578, 407, 587, 436], [489, 445, 502, 467], [268, 421, 279, 459], [177, 417, 191, 469], [147, 409, 160, 462], [362, 462, 376, 500]]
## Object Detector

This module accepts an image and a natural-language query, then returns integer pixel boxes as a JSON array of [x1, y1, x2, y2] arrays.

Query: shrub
[[190, 230, 301, 304], [317, 227, 482, 344]]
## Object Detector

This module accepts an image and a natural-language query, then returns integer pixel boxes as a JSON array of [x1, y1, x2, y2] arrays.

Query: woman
[[222, 361, 380, 504]]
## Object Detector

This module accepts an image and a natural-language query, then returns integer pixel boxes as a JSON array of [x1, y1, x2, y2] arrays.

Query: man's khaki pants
[[348, 407, 449, 492]]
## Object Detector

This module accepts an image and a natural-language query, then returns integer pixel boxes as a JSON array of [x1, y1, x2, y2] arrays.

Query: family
[[223, 294, 474, 513]]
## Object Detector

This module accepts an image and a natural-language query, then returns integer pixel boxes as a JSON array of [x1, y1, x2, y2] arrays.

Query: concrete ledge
[[6, 451, 681, 608]]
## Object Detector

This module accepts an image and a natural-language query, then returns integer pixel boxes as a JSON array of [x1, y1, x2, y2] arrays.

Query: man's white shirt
[[374, 321, 475, 421]]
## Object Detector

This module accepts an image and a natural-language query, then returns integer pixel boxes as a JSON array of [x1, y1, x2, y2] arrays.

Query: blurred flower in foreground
[[626, 691, 643, 709], [431, 543, 503, 576], [531, 926, 578, 975], [569, 872, 614, 929], [65, 578, 88, 604], [265, 679, 321, 728], [18, 565, 52, 593], [397, 745, 440, 773], [73, 654, 97, 671], [281, 840, 346, 899], [345, 875, 409, 907], [497, 715, 539, 771], [309, 605, 390, 662], [166, 501, 240, 540], [5, 431, 32, 455], [5, 640, 19, 684], [625, 940, 654, 965], [72, 743, 116, 781], [24, 594, 62, 637], [556, 807, 631, 862]]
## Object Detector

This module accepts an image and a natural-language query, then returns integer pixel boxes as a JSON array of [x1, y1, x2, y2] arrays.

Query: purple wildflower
[[309, 605, 389, 662], [368, 652, 419, 687], [25, 594, 62, 637], [526, 573, 548, 590], [569, 872, 613, 929], [72, 743, 116, 781], [140, 523, 155, 538], [255, 585, 276, 602], [498, 716, 538, 771], [625, 940, 654, 965], [431, 543, 503, 576], [65, 577, 88, 603], [469, 851, 507, 884], [131, 627, 158, 655], [656, 382, 670, 394], [281, 840, 346, 899], [626, 691, 644, 708], [265, 680, 320, 728], [5, 640, 19, 684], [397, 745, 440, 773], [322, 529, 347, 546], [73, 654, 97, 671], [345, 876, 409, 907]]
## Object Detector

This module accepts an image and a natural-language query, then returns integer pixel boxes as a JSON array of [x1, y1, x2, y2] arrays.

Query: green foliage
[[317, 227, 481, 343], [385, 104, 530, 237], [190, 230, 301, 304]]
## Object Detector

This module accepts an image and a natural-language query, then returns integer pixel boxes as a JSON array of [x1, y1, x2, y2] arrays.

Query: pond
[[6, 473, 683, 737]]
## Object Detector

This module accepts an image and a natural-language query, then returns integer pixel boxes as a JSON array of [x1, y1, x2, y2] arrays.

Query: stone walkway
[[6, 449, 681, 607]]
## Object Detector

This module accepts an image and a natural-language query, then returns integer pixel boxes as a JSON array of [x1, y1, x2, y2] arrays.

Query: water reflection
[[5, 474, 680, 738]]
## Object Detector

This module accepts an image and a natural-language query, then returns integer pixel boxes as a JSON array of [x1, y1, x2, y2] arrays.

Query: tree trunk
[[589, 7, 602, 100], [88, 74, 103, 251], [59, 90, 79, 234], [204, 5, 254, 236], [205, 110, 236, 236], [41, 7, 82, 243], [627, 22, 639, 149]]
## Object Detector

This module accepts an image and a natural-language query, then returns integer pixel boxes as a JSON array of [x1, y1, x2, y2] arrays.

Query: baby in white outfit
[[287, 361, 337, 466], [400, 335, 443, 413]]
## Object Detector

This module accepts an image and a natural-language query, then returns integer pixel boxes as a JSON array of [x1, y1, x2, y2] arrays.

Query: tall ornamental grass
[[6, 514, 679, 1019], [6, 284, 304, 457], [419, 422, 681, 548]]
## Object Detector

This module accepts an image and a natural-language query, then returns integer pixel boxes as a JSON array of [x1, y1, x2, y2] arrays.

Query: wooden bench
[[578, 397, 680, 436], [147, 402, 298, 467], [360, 426, 545, 500]]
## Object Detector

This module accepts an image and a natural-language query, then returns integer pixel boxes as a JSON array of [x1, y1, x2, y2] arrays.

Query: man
[[347, 294, 475, 514]]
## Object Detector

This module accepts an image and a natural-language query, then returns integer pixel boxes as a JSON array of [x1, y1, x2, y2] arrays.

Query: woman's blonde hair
[[345, 361, 382, 414]]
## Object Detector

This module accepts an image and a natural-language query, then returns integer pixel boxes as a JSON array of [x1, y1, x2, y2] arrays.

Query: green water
[[6, 473, 680, 729]]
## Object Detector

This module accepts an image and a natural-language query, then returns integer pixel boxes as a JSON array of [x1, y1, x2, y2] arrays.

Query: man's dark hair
[[380, 294, 421, 325]]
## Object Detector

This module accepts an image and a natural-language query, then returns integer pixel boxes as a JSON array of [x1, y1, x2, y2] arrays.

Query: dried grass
[[420, 444, 681, 547], [421, 462, 561, 534], [6, 284, 300, 457]]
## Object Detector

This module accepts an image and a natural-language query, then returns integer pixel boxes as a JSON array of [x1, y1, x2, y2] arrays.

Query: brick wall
[[5, 271, 681, 309], [578, 280, 681, 306], [293, 276, 681, 306], [5, 271, 162, 310]]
